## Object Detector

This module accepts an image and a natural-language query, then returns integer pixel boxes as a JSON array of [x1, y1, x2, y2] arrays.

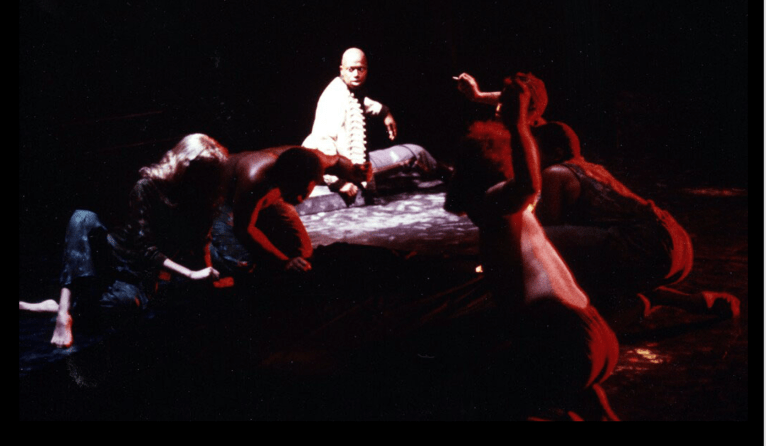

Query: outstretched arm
[[162, 258, 220, 281], [313, 151, 373, 185], [455, 73, 502, 105]]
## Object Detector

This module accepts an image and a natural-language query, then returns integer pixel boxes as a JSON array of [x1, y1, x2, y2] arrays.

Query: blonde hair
[[140, 133, 229, 185]]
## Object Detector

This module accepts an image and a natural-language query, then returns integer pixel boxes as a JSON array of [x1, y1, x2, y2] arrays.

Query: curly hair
[[464, 120, 514, 182], [140, 133, 229, 186]]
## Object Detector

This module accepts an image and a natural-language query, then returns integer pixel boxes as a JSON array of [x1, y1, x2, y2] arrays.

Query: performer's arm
[[484, 78, 541, 214], [364, 97, 396, 141], [456, 73, 501, 105], [313, 150, 373, 185], [231, 174, 310, 272]]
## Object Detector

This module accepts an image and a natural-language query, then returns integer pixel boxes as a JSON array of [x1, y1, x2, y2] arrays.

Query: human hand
[[189, 266, 221, 281], [339, 181, 359, 199], [455, 73, 481, 101], [285, 257, 312, 272], [384, 112, 397, 140], [513, 75, 532, 114], [499, 76, 532, 124], [51, 312, 73, 348], [351, 162, 374, 184]]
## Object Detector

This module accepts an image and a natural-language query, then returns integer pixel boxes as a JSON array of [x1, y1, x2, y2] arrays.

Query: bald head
[[341, 48, 366, 65], [340, 47, 368, 90]]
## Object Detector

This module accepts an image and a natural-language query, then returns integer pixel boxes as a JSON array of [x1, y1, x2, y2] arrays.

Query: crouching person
[[19, 134, 228, 347], [209, 146, 371, 286]]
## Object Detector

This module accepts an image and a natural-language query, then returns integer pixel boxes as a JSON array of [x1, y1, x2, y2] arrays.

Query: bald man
[[303, 47, 449, 203]]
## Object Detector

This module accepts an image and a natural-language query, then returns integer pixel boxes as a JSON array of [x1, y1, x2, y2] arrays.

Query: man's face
[[340, 53, 368, 90]]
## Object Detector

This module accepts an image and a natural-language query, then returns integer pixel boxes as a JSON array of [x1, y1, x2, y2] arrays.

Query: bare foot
[[564, 384, 621, 421], [51, 313, 74, 348], [637, 293, 654, 317], [701, 291, 741, 318], [19, 299, 60, 312]]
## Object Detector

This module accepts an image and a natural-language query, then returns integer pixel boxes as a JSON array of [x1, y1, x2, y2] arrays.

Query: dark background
[[19, 1, 752, 265]]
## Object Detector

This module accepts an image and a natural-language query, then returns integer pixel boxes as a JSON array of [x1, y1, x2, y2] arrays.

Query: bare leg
[[19, 299, 60, 312], [642, 286, 740, 318]]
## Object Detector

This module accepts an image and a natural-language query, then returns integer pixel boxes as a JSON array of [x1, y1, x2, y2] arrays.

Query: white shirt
[[303, 77, 388, 184]]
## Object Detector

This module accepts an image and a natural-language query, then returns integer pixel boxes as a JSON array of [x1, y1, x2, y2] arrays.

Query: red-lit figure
[[208, 146, 372, 281], [456, 73, 739, 324], [445, 76, 620, 420], [19, 134, 229, 348]]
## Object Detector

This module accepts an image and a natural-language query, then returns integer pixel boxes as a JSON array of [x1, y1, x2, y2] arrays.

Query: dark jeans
[[59, 210, 146, 325]]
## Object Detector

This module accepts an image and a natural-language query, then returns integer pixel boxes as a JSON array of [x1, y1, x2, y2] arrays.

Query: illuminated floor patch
[[680, 187, 747, 197]]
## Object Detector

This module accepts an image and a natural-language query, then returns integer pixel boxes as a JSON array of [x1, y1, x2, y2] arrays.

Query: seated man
[[444, 75, 620, 420], [303, 47, 450, 205], [456, 72, 739, 325], [209, 146, 371, 283]]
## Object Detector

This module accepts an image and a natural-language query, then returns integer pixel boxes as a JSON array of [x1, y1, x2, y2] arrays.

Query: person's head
[[271, 147, 323, 205], [339, 47, 368, 90], [141, 133, 229, 189], [496, 72, 548, 127], [531, 121, 582, 168], [444, 120, 512, 221]]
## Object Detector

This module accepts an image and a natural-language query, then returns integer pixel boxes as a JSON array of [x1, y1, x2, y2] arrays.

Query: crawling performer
[[455, 72, 739, 326], [208, 146, 371, 282], [532, 122, 739, 322], [445, 76, 620, 420], [19, 134, 229, 348]]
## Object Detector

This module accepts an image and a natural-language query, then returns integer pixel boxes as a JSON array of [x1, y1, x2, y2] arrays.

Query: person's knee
[[407, 144, 440, 172], [69, 209, 103, 232]]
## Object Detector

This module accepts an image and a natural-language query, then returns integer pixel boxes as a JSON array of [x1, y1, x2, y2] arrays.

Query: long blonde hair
[[140, 133, 229, 185]]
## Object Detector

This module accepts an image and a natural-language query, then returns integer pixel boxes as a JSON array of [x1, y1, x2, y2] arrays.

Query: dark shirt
[[108, 178, 212, 285]]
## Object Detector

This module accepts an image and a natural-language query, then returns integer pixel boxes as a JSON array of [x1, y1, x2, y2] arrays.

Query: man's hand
[[285, 257, 312, 272], [339, 182, 359, 199], [51, 312, 73, 348], [384, 112, 397, 141], [351, 162, 374, 184], [189, 266, 221, 281]]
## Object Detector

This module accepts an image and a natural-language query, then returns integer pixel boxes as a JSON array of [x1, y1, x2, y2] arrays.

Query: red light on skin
[[214, 277, 235, 288]]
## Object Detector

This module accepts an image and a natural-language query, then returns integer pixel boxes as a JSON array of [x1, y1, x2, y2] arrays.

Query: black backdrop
[[19, 1, 753, 260]]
